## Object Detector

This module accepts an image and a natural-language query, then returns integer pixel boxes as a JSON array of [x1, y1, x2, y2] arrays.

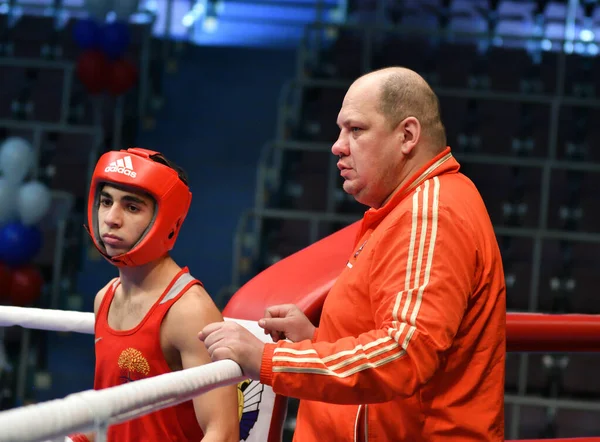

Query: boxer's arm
[[165, 286, 239, 442]]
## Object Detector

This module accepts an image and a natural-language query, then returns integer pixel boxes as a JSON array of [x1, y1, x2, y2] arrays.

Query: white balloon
[[0, 137, 34, 185], [0, 179, 18, 224], [113, 0, 139, 19], [84, 0, 115, 20], [17, 181, 52, 226]]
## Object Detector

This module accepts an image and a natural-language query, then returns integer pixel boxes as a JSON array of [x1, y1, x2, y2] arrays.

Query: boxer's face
[[97, 184, 155, 256]]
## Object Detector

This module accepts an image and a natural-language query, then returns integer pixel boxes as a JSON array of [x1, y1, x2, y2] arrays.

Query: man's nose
[[104, 205, 122, 227], [332, 134, 349, 157]]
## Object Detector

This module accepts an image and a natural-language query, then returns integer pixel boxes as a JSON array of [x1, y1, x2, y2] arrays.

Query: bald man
[[200, 67, 506, 441]]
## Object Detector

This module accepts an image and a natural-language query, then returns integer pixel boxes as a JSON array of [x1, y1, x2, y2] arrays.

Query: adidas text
[[105, 166, 137, 178]]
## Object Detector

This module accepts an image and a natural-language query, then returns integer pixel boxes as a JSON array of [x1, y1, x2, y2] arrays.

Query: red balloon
[[0, 262, 12, 303], [8, 265, 43, 307], [107, 58, 138, 96], [76, 50, 109, 95]]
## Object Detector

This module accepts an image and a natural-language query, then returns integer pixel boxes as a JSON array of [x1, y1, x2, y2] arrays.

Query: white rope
[[0, 359, 245, 442], [0, 306, 254, 337], [0, 306, 94, 334]]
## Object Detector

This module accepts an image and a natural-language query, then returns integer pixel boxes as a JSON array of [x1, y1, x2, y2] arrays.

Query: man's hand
[[258, 304, 315, 343], [199, 321, 264, 380]]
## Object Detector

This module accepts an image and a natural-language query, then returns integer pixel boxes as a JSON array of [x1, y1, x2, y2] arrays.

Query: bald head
[[353, 67, 447, 152]]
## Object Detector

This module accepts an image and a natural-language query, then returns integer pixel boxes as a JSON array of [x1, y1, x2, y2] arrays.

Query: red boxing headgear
[[86, 147, 192, 267]]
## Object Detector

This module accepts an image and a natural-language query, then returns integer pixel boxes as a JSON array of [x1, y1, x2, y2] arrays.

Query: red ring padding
[[507, 313, 600, 352], [223, 220, 600, 441], [224, 222, 361, 323]]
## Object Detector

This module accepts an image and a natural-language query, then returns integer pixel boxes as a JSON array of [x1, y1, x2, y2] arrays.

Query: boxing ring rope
[[0, 306, 95, 335], [0, 360, 244, 442], [0, 306, 599, 441]]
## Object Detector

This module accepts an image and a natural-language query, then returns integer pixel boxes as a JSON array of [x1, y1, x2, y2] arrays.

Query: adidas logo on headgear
[[105, 156, 137, 178]]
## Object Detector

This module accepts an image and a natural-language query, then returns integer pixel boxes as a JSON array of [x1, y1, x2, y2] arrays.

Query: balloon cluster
[[0, 138, 49, 307], [73, 18, 138, 96]]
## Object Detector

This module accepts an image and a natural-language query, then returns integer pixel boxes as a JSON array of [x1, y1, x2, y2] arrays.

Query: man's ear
[[398, 116, 421, 155]]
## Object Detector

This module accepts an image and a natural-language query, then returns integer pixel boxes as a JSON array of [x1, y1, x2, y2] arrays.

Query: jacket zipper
[[364, 404, 369, 442], [354, 405, 362, 442], [354, 405, 369, 442]]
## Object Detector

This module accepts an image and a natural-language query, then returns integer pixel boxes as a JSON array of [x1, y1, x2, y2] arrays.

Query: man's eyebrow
[[337, 119, 349, 129], [122, 195, 148, 205]]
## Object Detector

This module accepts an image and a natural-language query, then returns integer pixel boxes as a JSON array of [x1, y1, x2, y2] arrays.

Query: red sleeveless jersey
[[94, 267, 205, 441]]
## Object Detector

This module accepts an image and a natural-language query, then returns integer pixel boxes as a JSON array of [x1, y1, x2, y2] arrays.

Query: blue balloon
[[0, 222, 42, 267], [99, 21, 131, 59], [72, 18, 101, 50]]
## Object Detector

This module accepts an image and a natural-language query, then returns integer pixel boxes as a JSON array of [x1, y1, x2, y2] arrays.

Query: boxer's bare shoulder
[[162, 283, 224, 351], [93, 278, 119, 317]]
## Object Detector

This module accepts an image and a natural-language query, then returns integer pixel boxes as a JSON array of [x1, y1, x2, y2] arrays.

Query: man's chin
[[342, 184, 373, 207], [104, 246, 128, 257], [342, 180, 358, 196]]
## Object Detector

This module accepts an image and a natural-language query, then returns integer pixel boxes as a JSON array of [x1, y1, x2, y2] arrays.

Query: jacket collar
[[359, 147, 459, 236]]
